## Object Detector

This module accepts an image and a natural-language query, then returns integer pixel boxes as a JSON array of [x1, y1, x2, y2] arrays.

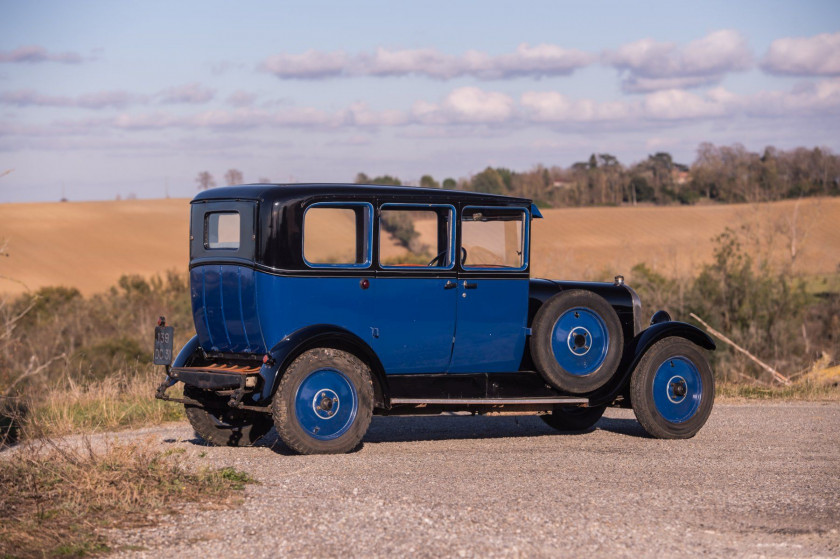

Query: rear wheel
[[183, 385, 273, 446], [541, 405, 607, 432], [272, 348, 374, 455], [630, 337, 714, 439]]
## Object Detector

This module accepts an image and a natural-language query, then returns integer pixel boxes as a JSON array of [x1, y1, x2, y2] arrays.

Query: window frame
[[378, 203, 457, 271], [301, 201, 374, 269], [204, 211, 241, 251], [459, 205, 530, 272]]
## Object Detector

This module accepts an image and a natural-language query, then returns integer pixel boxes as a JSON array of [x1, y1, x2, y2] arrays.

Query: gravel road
[[107, 402, 840, 558]]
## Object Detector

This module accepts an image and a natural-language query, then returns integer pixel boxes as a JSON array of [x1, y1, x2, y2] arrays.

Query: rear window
[[303, 203, 372, 267], [205, 212, 240, 249]]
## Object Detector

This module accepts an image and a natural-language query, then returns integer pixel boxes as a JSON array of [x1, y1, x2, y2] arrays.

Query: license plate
[[153, 325, 175, 365]]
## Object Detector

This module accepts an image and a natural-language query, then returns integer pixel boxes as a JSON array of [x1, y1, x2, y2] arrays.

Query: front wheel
[[630, 337, 714, 439], [272, 348, 374, 455]]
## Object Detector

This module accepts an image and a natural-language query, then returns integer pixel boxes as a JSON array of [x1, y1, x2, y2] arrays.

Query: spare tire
[[530, 290, 624, 394]]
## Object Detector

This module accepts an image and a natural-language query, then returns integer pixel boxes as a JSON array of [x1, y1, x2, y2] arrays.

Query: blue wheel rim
[[294, 368, 358, 441], [550, 307, 609, 376], [652, 357, 702, 423]]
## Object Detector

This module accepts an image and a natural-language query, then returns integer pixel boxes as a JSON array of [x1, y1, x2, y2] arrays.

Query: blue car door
[[373, 204, 458, 374], [448, 206, 530, 373]]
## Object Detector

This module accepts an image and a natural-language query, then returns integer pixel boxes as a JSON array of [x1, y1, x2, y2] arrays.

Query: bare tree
[[224, 169, 243, 186], [195, 171, 215, 191]]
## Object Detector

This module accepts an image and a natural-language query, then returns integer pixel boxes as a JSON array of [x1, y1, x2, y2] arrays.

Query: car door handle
[[463, 281, 478, 289], [444, 280, 457, 289]]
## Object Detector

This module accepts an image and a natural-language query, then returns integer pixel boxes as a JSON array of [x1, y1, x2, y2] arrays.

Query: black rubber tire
[[183, 385, 273, 447], [272, 348, 374, 455], [541, 405, 607, 432], [530, 290, 624, 394], [630, 337, 715, 439]]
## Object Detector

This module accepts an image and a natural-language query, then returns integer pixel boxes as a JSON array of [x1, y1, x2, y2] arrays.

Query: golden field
[[1, 196, 838, 295]]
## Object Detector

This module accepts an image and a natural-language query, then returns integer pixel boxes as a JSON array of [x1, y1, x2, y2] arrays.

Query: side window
[[379, 205, 454, 268], [461, 207, 526, 269], [205, 212, 240, 250], [303, 203, 372, 267]]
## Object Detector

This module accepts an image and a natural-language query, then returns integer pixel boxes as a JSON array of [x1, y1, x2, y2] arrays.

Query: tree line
[[195, 142, 840, 208], [356, 143, 840, 207]]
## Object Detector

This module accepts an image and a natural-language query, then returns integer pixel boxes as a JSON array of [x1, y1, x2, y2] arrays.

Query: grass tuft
[[0, 439, 253, 558], [22, 367, 184, 439], [716, 380, 840, 401]]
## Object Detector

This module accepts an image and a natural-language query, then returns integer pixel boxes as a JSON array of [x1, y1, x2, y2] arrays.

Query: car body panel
[[168, 183, 713, 412]]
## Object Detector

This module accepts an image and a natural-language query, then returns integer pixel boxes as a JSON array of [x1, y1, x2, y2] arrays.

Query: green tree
[[469, 167, 506, 195], [369, 175, 402, 186], [419, 175, 440, 189]]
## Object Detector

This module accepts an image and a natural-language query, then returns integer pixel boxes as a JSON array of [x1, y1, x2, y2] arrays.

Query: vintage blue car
[[154, 184, 715, 454]]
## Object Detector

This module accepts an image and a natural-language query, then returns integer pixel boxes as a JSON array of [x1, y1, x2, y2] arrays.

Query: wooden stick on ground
[[689, 312, 792, 386]]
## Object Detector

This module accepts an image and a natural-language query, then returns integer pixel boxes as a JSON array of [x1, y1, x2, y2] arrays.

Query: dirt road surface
[[108, 402, 840, 558]]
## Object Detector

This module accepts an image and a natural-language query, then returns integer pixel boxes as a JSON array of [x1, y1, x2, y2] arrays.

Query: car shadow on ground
[[359, 414, 648, 444], [171, 414, 648, 455]]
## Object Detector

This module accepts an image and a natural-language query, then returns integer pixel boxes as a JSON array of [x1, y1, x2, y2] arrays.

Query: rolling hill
[[1, 196, 837, 296]]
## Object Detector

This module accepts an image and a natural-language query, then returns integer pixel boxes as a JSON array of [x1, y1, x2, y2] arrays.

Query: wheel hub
[[567, 326, 592, 356], [311, 388, 341, 419], [666, 375, 688, 404]]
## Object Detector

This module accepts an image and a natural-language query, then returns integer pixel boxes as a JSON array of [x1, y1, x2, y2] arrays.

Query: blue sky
[[1, 0, 839, 202]]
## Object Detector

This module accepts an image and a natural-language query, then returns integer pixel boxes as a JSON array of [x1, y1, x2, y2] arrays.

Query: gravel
[[106, 402, 840, 558]]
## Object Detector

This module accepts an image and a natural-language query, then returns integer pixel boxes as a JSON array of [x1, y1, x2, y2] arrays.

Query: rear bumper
[[169, 364, 261, 390]]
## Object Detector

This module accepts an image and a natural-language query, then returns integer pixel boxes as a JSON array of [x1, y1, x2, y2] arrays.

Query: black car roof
[[192, 183, 532, 207]]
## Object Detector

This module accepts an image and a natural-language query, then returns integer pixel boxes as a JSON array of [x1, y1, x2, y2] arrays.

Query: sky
[[0, 0, 839, 202]]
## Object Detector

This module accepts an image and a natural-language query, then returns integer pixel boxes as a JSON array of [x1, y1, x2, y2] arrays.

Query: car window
[[461, 207, 526, 269], [303, 204, 371, 267], [379, 205, 454, 268], [205, 212, 240, 250]]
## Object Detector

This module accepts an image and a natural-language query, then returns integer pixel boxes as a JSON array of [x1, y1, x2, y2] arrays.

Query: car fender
[[160, 335, 201, 388], [586, 320, 714, 407], [257, 324, 388, 405], [634, 321, 715, 355]]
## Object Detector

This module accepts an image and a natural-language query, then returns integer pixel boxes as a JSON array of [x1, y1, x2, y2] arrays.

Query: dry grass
[[24, 366, 185, 439], [0, 438, 253, 558], [716, 381, 840, 401], [717, 361, 840, 401]]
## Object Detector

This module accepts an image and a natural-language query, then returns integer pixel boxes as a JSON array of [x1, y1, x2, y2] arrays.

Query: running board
[[389, 397, 589, 406]]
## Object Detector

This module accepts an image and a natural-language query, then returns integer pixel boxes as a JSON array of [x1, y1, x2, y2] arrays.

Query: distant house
[[672, 165, 690, 185]]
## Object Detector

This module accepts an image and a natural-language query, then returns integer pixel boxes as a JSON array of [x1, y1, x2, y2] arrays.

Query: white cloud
[[0, 45, 83, 64], [744, 78, 840, 117], [413, 87, 515, 124], [761, 32, 840, 76], [605, 30, 753, 92], [261, 49, 349, 79], [521, 91, 634, 122], [621, 75, 720, 93], [227, 90, 257, 107], [0, 89, 142, 109], [642, 89, 729, 120], [157, 83, 215, 104], [8, 80, 840, 140], [261, 44, 594, 80], [113, 112, 182, 130]]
